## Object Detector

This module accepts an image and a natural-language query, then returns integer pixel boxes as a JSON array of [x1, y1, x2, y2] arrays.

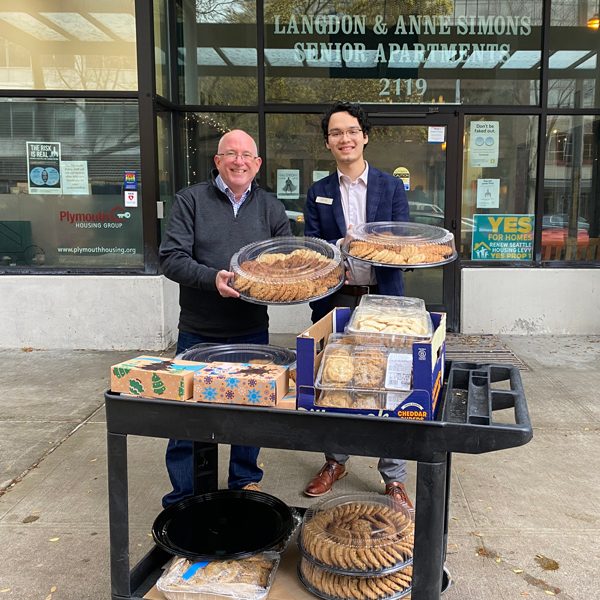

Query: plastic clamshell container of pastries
[[298, 558, 413, 600], [230, 236, 344, 305], [298, 493, 414, 578], [157, 552, 280, 600], [341, 221, 457, 268], [314, 338, 412, 395], [346, 295, 433, 346]]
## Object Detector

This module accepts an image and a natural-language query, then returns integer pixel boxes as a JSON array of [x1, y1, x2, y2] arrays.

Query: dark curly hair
[[321, 101, 371, 147]]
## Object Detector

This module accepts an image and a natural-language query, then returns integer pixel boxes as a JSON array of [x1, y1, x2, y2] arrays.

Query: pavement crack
[[0, 403, 106, 497]]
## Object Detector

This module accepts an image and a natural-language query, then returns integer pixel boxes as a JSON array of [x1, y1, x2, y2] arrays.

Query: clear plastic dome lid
[[299, 494, 414, 576], [230, 236, 344, 305], [342, 222, 457, 268], [181, 343, 296, 368]]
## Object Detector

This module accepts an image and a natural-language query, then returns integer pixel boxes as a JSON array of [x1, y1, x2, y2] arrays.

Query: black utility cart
[[105, 361, 532, 600]]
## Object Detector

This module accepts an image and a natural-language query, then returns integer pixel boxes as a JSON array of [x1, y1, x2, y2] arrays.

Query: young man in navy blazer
[[303, 102, 412, 507]]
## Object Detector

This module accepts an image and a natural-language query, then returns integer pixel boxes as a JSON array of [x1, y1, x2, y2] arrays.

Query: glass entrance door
[[365, 114, 459, 328]]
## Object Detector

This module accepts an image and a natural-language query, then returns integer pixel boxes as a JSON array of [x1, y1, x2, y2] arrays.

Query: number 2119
[[380, 78, 427, 97]]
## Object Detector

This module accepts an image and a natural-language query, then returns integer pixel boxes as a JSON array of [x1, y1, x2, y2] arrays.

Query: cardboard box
[[193, 363, 289, 407], [111, 356, 207, 401], [296, 308, 446, 420]]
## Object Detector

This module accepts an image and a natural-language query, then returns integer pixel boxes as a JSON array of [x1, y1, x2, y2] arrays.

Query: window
[[461, 115, 538, 261], [0, 1, 138, 91], [264, 0, 543, 105], [178, 0, 258, 105], [542, 115, 600, 261], [549, 0, 600, 109], [0, 99, 143, 269], [155, 0, 171, 99]]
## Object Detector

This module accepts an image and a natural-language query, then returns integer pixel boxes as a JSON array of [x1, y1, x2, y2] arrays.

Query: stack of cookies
[[230, 237, 344, 304], [297, 494, 414, 600], [315, 335, 413, 410]]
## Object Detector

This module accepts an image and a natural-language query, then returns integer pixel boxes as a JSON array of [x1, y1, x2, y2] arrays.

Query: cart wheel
[[441, 566, 452, 594]]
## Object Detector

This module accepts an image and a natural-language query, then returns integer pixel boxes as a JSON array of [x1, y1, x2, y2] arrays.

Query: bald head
[[214, 129, 262, 200], [217, 130, 258, 156]]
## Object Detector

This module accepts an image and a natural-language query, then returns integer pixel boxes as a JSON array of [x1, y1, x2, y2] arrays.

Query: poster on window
[[471, 214, 534, 260], [277, 169, 300, 200], [476, 179, 500, 209], [27, 142, 62, 195], [470, 122, 499, 168]]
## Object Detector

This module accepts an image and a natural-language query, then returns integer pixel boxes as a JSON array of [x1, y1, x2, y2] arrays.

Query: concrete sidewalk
[[0, 335, 599, 599]]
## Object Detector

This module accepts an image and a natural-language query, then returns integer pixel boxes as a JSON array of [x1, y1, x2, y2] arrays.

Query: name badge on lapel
[[315, 196, 333, 205]]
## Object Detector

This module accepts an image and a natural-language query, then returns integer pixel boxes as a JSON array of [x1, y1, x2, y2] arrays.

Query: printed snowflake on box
[[246, 389, 262, 404], [203, 386, 218, 401], [225, 390, 235, 400], [204, 376, 213, 385], [225, 377, 239, 389], [248, 379, 257, 387]]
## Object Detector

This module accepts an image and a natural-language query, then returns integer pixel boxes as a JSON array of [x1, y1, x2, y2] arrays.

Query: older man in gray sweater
[[159, 130, 291, 507]]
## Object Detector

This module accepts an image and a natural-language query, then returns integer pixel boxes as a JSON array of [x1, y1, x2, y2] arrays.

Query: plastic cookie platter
[[297, 559, 412, 600], [342, 221, 457, 268], [230, 236, 345, 306]]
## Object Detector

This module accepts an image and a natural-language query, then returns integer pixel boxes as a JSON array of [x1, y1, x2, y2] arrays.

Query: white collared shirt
[[215, 174, 252, 217], [338, 163, 376, 286]]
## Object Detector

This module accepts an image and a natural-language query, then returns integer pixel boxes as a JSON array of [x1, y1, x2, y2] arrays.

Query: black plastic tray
[[152, 490, 293, 561]]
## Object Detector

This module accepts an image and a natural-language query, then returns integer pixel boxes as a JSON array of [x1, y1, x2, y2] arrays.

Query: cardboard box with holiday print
[[111, 356, 207, 401], [193, 362, 289, 407]]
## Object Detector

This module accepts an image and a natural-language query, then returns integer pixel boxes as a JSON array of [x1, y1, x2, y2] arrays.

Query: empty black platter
[[152, 490, 293, 561]]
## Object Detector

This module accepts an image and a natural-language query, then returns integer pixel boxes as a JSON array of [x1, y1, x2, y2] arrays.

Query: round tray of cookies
[[341, 222, 457, 268], [230, 236, 344, 305], [298, 493, 414, 577], [298, 558, 412, 599]]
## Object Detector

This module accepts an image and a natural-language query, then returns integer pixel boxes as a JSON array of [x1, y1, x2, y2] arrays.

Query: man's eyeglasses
[[217, 152, 258, 161], [327, 128, 363, 140]]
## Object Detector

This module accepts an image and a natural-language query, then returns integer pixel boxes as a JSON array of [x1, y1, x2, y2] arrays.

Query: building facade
[[1, 0, 599, 348]]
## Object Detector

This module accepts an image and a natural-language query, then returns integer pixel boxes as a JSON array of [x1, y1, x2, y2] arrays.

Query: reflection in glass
[[158, 110, 175, 239], [461, 115, 538, 261], [543, 116, 600, 260], [178, 0, 257, 105], [0, 99, 143, 268], [0, 1, 137, 91], [264, 0, 543, 105], [549, 0, 600, 108], [181, 113, 259, 186], [366, 125, 447, 304], [154, 0, 171, 99], [265, 114, 332, 236]]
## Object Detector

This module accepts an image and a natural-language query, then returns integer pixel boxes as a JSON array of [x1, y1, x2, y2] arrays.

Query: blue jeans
[[162, 329, 269, 508]]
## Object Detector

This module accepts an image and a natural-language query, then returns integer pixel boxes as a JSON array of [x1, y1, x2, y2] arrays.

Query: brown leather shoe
[[304, 460, 347, 497], [385, 482, 413, 509]]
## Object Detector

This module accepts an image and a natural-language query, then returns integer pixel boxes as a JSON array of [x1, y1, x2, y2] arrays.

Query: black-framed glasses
[[217, 152, 258, 161], [327, 128, 363, 140]]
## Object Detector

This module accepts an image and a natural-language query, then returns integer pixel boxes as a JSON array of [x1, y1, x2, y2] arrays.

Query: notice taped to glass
[[27, 142, 62, 195]]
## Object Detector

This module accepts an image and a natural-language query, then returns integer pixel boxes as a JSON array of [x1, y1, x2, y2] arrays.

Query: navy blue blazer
[[304, 166, 410, 321]]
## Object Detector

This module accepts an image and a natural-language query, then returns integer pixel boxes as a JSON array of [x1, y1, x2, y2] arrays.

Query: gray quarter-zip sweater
[[159, 170, 291, 337]]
